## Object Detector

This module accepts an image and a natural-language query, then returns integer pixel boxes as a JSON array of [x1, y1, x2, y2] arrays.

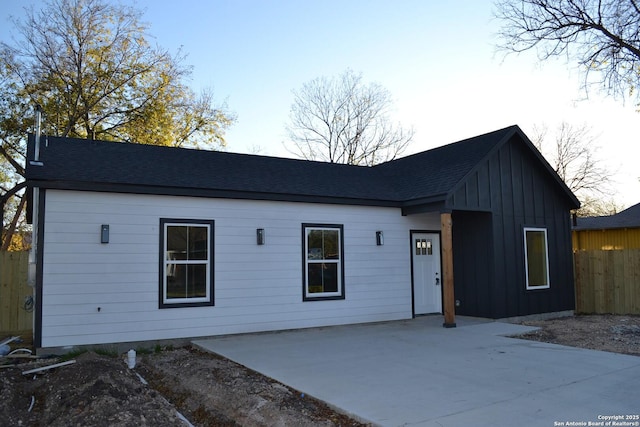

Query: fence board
[[629, 250, 640, 314], [0, 251, 32, 335], [574, 249, 640, 314]]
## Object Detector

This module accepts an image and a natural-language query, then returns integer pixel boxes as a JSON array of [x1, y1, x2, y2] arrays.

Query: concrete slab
[[193, 316, 640, 427]]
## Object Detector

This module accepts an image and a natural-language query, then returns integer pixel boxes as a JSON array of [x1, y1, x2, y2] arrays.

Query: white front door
[[412, 233, 442, 315]]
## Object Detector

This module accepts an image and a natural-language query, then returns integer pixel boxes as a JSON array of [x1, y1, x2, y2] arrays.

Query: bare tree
[[495, 0, 640, 102], [532, 122, 619, 215], [286, 69, 413, 166]]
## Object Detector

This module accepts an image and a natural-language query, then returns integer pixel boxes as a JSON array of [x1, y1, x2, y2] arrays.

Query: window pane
[[323, 230, 339, 259], [526, 230, 548, 287], [307, 229, 340, 260], [167, 226, 188, 260], [308, 263, 324, 293], [188, 226, 208, 260], [186, 264, 207, 297], [307, 230, 323, 259], [321, 263, 338, 292], [166, 263, 207, 299], [307, 262, 338, 293], [166, 263, 186, 298]]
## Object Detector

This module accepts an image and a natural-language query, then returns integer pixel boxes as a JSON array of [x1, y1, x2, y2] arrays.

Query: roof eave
[[573, 224, 640, 231], [27, 179, 403, 209], [400, 194, 448, 215]]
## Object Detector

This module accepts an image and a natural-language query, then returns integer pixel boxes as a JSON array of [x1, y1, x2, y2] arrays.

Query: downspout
[[27, 105, 43, 285], [34, 105, 42, 162], [28, 105, 44, 348]]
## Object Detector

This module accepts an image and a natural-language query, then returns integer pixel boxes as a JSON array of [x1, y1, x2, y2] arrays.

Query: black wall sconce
[[101, 224, 109, 244], [256, 228, 265, 245], [376, 231, 384, 246]]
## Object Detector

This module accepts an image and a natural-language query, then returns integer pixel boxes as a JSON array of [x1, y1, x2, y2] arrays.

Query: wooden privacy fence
[[574, 249, 640, 314], [0, 251, 32, 335]]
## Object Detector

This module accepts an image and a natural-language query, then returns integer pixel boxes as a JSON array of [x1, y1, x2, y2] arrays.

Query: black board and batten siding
[[449, 135, 575, 318]]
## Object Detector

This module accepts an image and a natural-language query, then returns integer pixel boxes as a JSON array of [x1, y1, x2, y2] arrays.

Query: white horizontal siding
[[40, 190, 440, 348]]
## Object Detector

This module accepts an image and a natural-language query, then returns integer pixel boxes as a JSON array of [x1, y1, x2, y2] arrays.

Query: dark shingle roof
[[27, 136, 398, 203], [374, 126, 512, 200], [26, 125, 571, 208], [573, 203, 640, 230]]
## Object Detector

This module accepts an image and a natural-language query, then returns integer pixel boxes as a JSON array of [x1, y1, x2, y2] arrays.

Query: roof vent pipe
[[34, 104, 42, 162]]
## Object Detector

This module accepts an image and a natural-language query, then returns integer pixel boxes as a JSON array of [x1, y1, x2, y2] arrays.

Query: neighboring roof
[[573, 203, 640, 230], [26, 125, 578, 209]]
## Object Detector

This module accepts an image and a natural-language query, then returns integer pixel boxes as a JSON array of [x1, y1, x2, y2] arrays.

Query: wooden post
[[441, 212, 456, 328]]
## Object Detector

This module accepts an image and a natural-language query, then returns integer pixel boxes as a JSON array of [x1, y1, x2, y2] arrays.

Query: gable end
[[447, 128, 579, 212]]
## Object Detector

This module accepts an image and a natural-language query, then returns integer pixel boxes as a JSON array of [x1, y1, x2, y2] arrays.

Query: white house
[[26, 125, 579, 350]]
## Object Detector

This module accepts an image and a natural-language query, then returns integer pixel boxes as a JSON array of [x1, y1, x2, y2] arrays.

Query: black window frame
[[302, 223, 345, 301], [159, 218, 215, 308]]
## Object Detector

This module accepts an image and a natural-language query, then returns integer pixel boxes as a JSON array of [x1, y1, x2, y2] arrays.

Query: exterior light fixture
[[376, 231, 384, 246], [257, 228, 265, 245], [101, 224, 109, 244]]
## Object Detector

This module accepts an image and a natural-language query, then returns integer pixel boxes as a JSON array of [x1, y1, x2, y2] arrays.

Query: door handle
[[435, 277, 440, 286]]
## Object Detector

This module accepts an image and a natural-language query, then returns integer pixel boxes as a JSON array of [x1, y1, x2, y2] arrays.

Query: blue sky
[[2, 0, 639, 207]]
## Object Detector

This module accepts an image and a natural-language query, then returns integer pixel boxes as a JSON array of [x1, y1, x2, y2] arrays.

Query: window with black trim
[[160, 219, 214, 308], [303, 224, 345, 300], [523, 227, 550, 290]]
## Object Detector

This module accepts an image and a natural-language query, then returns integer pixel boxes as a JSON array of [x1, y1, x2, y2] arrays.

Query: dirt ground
[[517, 313, 640, 357], [0, 345, 367, 426], [1, 314, 638, 426]]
